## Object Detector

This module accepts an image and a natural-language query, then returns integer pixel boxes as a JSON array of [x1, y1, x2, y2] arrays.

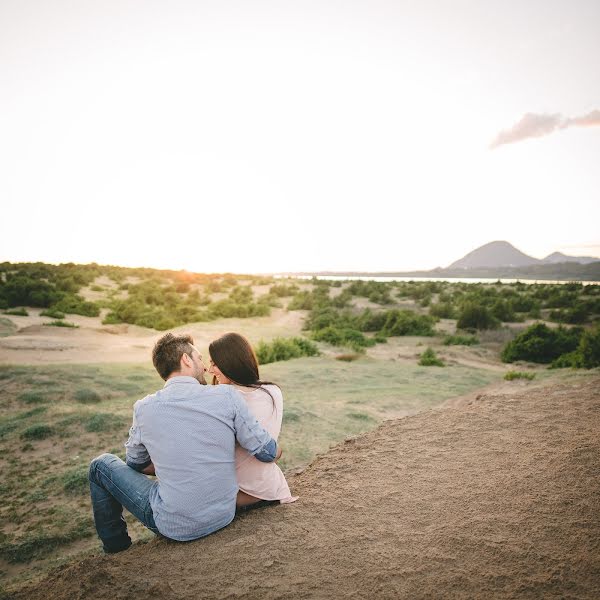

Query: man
[[88, 332, 280, 553]]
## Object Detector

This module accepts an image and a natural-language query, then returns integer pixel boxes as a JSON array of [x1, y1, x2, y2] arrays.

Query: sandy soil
[[0, 309, 305, 365], [10, 373, 599, 599]]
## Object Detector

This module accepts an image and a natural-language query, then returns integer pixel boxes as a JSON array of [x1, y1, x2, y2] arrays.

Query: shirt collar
[[164, 375, 201, 388]]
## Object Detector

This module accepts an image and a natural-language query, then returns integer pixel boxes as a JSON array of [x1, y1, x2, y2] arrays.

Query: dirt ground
[[9, 373, 600, 600], [0, 309, 305, 364]]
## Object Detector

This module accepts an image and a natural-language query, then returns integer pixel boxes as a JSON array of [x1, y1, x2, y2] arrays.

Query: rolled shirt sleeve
[[231, 389, 278, 463], [124, 403, 152, 470]]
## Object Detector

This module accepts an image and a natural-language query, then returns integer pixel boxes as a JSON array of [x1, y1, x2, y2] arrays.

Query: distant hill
[[542, 251, 599, 265], [448, 241, 539, 269], [448, 241, 599, 269]]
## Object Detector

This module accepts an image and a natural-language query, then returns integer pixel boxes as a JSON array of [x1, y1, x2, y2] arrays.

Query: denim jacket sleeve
[[124, 402, 152, 470], [231, 388, 278, 463]]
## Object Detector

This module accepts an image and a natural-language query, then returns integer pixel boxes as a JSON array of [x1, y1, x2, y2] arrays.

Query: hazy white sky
[[1, 0, 599, 273]]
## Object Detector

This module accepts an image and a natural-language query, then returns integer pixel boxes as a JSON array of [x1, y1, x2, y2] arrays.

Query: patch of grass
[[0, 519, 94, 563], [3, 307, 28, 316], [443, 334, 479, 346], [0, 317, 17, 338], [44, 320, 79, 328], [347, 412, 375, 422], [21, 423, 55, 440], [17, 391, 48, 404], [61, 466, 90, 495], [74, 388, 102, 404], [418, 347, 445, 367], [0, 407, 48, 439], [504, 371, 536, 381], [85, 413, 126, 433], [40, 308, 66, 319]]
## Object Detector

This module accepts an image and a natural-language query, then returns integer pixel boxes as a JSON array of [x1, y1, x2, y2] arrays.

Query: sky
[[1, 0, 599, 273]]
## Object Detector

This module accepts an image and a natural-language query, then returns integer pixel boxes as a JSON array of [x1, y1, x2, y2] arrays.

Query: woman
[[208, 332, 298, 508]]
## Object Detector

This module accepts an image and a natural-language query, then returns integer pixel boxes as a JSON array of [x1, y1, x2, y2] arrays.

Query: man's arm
[[124, 403, 153, 472], [231, 389, 279, 463]]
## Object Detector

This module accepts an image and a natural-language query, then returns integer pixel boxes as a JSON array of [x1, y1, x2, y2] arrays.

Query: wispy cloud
[[490, 109, 600, 149]]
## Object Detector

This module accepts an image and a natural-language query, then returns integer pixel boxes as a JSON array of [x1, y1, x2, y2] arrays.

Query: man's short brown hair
[[152, 333, 195, 380]]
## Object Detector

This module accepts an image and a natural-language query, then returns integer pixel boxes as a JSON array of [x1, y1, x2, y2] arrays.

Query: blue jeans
[[88, 453, 160, 553]]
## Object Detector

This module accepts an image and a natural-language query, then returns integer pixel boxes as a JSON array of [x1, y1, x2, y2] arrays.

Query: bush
[[457, 303, 500, 330], [4, 307, 28, 316], [44, 320, 78, 328], [380, 310, 436, 337], [74, 388, 102, 404], [501, 323, 582, 364], [443, 334, 479, 346], [21, 423, 54, 440], [40, 308, 66, 319], [269, 283, 299, 297], [255, 337, 320, 365], [429, 302, 456, 319], [312, 326, 376, 351], [418, 347, 445, 367], [504, 371, 536, 381], [52, 294, 100, 317], [551, 325, 600, 369]]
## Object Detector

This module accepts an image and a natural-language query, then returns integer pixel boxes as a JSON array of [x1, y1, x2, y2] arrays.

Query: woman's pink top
[[234, 384, 297, 503]]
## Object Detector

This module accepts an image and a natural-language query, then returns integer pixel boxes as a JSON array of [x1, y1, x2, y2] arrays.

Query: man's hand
[[142, 462, 156, 476]]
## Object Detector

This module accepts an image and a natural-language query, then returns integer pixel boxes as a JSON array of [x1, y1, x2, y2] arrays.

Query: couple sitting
[[88, 331, 297, 554]]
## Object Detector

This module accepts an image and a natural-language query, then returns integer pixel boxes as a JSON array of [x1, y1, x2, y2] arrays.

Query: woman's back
[[234, 384, 295, 502]]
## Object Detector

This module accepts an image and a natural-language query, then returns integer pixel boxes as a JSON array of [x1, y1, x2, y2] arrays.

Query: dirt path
[[10, 374, 600, 599]]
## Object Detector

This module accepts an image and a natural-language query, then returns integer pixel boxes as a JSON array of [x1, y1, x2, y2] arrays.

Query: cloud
[[490, 109, 600, 149]]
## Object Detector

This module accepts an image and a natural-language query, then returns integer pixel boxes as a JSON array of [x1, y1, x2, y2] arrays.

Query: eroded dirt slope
[[11, 374, 600, 599]]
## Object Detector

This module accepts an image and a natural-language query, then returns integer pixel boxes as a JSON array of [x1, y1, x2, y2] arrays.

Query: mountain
[[448, 241, 540, 269], [448, 241, 600, 270], [542, 252, 599, 265]]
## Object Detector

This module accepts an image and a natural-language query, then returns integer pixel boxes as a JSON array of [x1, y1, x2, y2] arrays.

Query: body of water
[[279, 275, 600, 286]]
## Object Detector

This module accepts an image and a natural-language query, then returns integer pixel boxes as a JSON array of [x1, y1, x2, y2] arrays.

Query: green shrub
[[380, 310, 436, 337], [457, 303, 500, 330], [255, 337, 320, 365], [312, 326, 376, 351], [74, 388, 102, 404], [40, 308, 66, 319], [21, 424, 54, 440], [52, 294, 100, 317], [501, 323, 582, 364], [429, 302, 456, 319], [504, 371, 536, 381], [443, 334, 479, 346], [551, 325, 600, 369], [269, 283, 299, 297], [4, 307, 28, 316], [549, 306, 589, 324], [418, 347, 445, 366], [44, 320, 78, 328]]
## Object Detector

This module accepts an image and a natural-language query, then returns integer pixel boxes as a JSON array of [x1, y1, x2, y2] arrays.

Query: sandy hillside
[[0, 309, 304, 364], [10, 372, 599, 600]]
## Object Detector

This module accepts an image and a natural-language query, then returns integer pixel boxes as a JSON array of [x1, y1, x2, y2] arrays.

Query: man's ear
[[181, 353, 192, 369]]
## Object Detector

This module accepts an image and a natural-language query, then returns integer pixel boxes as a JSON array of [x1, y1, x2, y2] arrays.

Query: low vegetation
[[255, 337, 320, 365], [418, 347, 445, 367], [504, 371, 536, 381]]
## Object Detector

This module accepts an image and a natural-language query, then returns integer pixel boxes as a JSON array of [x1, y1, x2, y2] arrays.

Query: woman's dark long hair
[[208, 333, 279, 403]]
